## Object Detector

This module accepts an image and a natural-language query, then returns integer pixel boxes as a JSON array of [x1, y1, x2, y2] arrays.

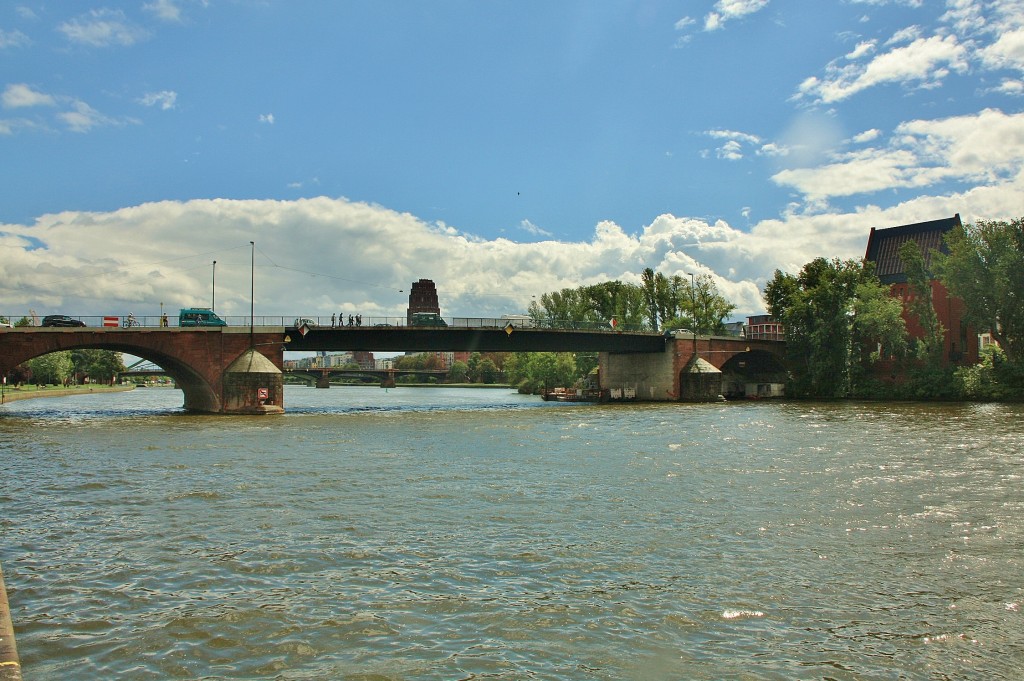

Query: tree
[[898, 240, 945, 363], [934, 217, 1024, 365], [28, 351, 73, 385], [477, 358, 500, 384], [448, 360, 469, 383], [764, 258, 905, 398], [71, 349, 125, 383]]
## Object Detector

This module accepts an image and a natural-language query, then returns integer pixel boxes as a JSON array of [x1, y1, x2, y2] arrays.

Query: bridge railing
[[3, 315, 654, 333]]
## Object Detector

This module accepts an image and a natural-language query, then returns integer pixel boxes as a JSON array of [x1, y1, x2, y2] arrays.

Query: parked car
[[41, 314, 86, 327]]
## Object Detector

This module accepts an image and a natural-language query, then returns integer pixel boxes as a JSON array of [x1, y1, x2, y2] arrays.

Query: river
[[1, 386, 1022, 679]]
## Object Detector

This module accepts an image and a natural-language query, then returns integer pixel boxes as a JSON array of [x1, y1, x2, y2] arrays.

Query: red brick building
[[863, 214, 978, 368]]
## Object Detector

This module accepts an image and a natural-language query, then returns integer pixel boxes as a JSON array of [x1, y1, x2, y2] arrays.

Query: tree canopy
[[764, 257, 906, 398], [934, 217, 1024, 365], [528, 270, 736, 333]]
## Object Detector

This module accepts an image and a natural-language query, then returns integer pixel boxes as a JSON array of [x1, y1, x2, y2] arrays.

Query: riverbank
[[0, 384, 135, 405]]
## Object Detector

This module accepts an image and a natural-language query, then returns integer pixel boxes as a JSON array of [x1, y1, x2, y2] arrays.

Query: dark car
[[41, 314, 86, 327]]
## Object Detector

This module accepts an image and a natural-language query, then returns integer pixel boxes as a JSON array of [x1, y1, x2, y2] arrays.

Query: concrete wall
[[600, 350, 678, 401]]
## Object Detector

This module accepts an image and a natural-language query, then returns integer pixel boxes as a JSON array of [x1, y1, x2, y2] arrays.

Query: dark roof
[[863, 214, 962, 284]]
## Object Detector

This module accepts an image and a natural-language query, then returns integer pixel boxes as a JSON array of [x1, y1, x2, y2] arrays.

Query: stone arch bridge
[[0, 325, 786, 414]]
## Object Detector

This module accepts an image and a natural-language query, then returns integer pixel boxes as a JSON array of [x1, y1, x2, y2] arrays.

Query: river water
[[1, 386, 1022, 680]]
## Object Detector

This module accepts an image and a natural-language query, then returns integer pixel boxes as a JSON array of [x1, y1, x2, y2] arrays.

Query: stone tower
[[407, 279, 440, 324]]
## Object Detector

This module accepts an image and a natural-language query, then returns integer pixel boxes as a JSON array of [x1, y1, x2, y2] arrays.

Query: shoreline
[[0, 384, 136, 405]]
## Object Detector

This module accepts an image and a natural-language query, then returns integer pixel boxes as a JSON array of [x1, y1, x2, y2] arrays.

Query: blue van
[[179, 308, 227, 327]]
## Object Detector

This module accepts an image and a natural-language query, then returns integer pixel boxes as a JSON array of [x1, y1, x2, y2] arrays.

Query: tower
[[407, 279, 440, 324]]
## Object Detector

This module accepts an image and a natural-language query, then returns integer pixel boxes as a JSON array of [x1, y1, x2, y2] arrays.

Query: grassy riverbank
[[0, 384, 135, 405]]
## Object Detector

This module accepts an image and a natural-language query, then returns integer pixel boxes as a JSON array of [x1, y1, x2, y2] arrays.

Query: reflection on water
[[2, 387, 1023, 679]]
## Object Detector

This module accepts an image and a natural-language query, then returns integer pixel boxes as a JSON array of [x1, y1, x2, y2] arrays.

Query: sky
[[2, 0, 1024, 325]]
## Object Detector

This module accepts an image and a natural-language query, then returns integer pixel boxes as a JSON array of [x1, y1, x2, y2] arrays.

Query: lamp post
[[687, 272, 697, 358], [249, 241, 255, 346], [212, 260, 217, 311]]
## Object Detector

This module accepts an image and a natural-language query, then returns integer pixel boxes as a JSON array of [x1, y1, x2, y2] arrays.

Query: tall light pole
[[212, 260, 217, 311], [249, 241, 255, 346], [687, 272, 697, 358]]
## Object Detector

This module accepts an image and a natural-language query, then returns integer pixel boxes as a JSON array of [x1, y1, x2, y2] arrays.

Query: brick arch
[[0, 329, 284, 413]]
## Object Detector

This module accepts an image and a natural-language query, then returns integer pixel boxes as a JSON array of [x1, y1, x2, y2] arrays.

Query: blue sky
[[3, 0, 1024, 322]]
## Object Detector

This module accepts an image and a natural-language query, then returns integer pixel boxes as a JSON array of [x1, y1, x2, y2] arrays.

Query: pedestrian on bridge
[[331, 313, 336, 327]]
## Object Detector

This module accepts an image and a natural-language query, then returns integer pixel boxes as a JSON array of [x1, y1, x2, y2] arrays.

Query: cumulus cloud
[[5, 179, 1020, 325], [2, 83, 55, 108], [797, 34, 969, 103], [58, 9, 149, 47], [772, 108, 1024, 201], [704, 0, 770, 32]]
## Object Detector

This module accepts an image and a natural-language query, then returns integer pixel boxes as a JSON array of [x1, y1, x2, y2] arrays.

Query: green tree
[[898, 240, 945, 363], [934, 217, 1024, 365], [765, 258, 903, 398], [477, 358, 500, 384], [448, 360, 469, 383], [28, 351, 73, 385], [71, 349, 125, 383]]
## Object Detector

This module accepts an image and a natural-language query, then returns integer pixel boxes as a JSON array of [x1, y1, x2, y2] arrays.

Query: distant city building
[[351, 350, 375, 370], [864, 213, 978, 368], [746, 315, 783, 341], [407, 279, 441, 325]]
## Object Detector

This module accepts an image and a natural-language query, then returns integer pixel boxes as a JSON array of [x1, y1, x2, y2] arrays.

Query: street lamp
[[687, 272, 697, 357], [249, 241, 255, 346], [212, 260, 217, 311]]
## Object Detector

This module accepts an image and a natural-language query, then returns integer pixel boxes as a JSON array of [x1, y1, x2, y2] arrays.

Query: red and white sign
[[609, 318, 618, 329], [103, 316, 119, 327], [257, 387, 269, 400]]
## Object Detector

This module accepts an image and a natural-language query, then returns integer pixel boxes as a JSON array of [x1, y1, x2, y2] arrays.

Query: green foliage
[[934, 217, 1024, 364], [447, 360, 469, 383], [898, 240, 945, 364], [530, 271, 736, 333], [71, 349, 126, 382], [764, 257, 907, 398], [28, 351, 73, 385], [505, 352, 581, 392]]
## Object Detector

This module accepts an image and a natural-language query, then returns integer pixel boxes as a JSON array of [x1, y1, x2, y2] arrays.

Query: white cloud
[[851, 128, 881, 144], [144, 0, 184, 23], [846, 40, 876, 60], [0, 28, 30, 49], [772, 108, 1024, 201], [259, 113, 275, 124], [886, 25, 922, 46], [2, 83, 55, 109], [703, 0, 769, 32], [519, 219, 552, 237], [138, 90, 178, 110], [58, 99, 135, 133], [58, 9, 149, 47], [980, 28, 1024, 73], [798, 34, 968, 103], [2, 180, 1023, 323]]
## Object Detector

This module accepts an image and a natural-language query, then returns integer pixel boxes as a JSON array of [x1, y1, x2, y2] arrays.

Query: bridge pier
[[316, 373, 331, 389], [600, 336, 788, 401]]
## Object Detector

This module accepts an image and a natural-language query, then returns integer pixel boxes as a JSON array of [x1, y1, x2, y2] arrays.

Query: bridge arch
[[0, 329, 285, 414], [718, 349, 788, 399]]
